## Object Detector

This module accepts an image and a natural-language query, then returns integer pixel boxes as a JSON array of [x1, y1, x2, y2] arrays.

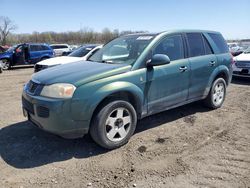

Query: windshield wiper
[[101, 60, 114, 64]]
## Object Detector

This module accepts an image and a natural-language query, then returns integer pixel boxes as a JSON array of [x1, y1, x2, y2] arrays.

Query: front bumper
[[22, 91, 90, 139], [232, 64, 250, 78]]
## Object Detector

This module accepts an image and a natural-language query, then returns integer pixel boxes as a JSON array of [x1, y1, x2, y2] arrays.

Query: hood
[[0, 51, 12, 59], [32, 60, 131, 86], [37, 56, 82, 66], [234, 53, 250, 61]]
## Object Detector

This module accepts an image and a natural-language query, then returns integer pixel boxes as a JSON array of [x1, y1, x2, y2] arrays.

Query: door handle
[[209, 61, 216, 66], [179, 66, 188, 72]]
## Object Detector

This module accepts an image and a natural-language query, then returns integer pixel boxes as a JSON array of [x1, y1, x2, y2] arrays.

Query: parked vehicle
[[50, 44, 71, 56], [228, 43, 244, 57], [34, 45, 102, 72], [232, 47, 250, 77], [22, 30, 232, 149], [0, 45, 9, 53], [0, 43, 54, 70]]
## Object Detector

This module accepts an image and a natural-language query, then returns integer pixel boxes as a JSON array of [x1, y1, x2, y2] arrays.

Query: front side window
[[89, 35, 155, 64], [187, 33, 205, 57], [153, 35, 184, 61]]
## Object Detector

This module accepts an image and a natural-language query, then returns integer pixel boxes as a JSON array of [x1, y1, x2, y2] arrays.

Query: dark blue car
[[0, 43, 54, 69]]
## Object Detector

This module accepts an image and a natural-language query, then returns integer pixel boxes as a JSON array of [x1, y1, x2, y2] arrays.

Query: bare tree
[[0, 16, 17, 45]]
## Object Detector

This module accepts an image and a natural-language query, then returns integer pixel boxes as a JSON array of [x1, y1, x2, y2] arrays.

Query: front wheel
[[204, 78, 226, 109], [90, 100, 137, 149], [1, 59, 11, 70]]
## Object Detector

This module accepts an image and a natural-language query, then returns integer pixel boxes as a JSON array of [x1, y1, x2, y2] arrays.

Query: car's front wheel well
[[91, 91, 141, 125]]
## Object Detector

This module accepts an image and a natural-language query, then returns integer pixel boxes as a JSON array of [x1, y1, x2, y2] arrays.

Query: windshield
[[89, 35, 155, 64], [68, 46, 93, 57], [244, 47, 250, 53], [7, 45, 18, 52]]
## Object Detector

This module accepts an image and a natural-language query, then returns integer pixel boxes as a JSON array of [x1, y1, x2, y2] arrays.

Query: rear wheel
[[1, 59, 11, 70], [90, 100, 137, 149], [204, 78, 226, 109]]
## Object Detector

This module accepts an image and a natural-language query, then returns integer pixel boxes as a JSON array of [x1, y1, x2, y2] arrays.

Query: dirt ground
[[0, 67, 249, 188]]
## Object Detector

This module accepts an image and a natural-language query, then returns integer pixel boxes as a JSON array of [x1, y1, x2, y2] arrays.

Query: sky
[[1, 0, 250, 39]]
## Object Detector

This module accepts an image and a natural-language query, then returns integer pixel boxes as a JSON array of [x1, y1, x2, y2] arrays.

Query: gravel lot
[[0, 67, 249, 188]]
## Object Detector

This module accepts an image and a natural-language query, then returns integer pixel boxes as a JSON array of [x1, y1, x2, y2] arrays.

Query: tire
[[1, 59, 11, 70], [203, 78, 226, 109], [90, 100, 137, 149]]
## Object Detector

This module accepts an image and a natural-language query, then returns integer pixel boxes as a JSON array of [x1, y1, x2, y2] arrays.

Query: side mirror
[[147, 54, 170, 67]]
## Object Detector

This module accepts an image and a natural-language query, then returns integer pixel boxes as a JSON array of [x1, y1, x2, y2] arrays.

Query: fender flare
[[72, 81, 144, 121]]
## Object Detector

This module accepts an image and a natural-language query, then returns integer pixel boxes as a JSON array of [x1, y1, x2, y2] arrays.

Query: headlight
[[40, 83, 76, 98]]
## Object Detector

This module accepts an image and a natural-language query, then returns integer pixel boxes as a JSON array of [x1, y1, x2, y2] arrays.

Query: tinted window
[[187, 33, 205, 57], [153, 35, 184, 61], [30, 45, 41, 51], [203, 35, 213, 55], [208, 33, 229, 53], [41, 45, 50, 51], [50, 45, 68, 49]]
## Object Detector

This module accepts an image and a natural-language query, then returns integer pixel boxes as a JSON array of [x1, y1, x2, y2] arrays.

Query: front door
[[146, 35, 190, 114], [13, 45, 25, 65]]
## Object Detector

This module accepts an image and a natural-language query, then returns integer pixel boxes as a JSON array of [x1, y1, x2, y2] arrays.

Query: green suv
[[22, 30, 232, 149]]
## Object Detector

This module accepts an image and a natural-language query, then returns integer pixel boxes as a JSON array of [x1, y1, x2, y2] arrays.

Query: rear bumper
[[22, 91, 90, 139]]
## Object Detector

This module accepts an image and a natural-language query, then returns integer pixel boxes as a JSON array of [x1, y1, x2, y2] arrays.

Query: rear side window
[[153, 35, 184, 61], [30, 45, 40, 51], [186, 33, 205, 57], [41, 45, 50, 51], [51, 45, 68, 49], [202, 35, 213, 55], [208, 33, 229, 53]]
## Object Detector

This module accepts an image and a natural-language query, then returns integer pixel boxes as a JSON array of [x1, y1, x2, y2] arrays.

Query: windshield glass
[[7, 45, 17, 52], [89, 35, 155, 64], [68, 46, 93, 57], [244, 47, 250, 53]]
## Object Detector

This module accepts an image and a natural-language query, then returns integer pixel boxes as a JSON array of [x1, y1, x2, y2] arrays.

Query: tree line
[[6, 28, 146, 45], [1, 16, 147, 45]]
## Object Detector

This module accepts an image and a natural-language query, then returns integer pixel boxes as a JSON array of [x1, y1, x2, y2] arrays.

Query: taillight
[[230, 54, 235, 65]]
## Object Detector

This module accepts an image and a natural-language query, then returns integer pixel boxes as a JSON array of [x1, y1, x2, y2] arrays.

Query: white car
[[50, 44, 71, 56], [228, 43, 243, 53], [34, 45, 102, 72], [233, 47, 250, 77]]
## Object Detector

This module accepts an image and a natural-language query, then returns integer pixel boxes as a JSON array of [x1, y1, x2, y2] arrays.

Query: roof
[[124, 29, 221, 37]]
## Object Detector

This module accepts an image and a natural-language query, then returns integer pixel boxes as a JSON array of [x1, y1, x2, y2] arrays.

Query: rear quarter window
[[208, 33, 229, 53]]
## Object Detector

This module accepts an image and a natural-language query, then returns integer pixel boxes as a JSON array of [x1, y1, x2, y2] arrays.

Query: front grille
[[22, 97, 34, 114], [28, 81, 39, 93], [37, 106, 50, 118], [236, 61, 250, 68], [26, 80, 43, 95]]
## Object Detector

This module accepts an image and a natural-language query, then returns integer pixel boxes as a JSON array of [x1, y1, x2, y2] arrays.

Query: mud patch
[[138, 145, 147, 153], [155, 137, 168, 144]]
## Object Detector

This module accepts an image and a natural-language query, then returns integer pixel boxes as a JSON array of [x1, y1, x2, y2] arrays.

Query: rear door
[[186, 33, 217, 100], [147, 34, 190, 114], [29, 45, 43, 64]]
